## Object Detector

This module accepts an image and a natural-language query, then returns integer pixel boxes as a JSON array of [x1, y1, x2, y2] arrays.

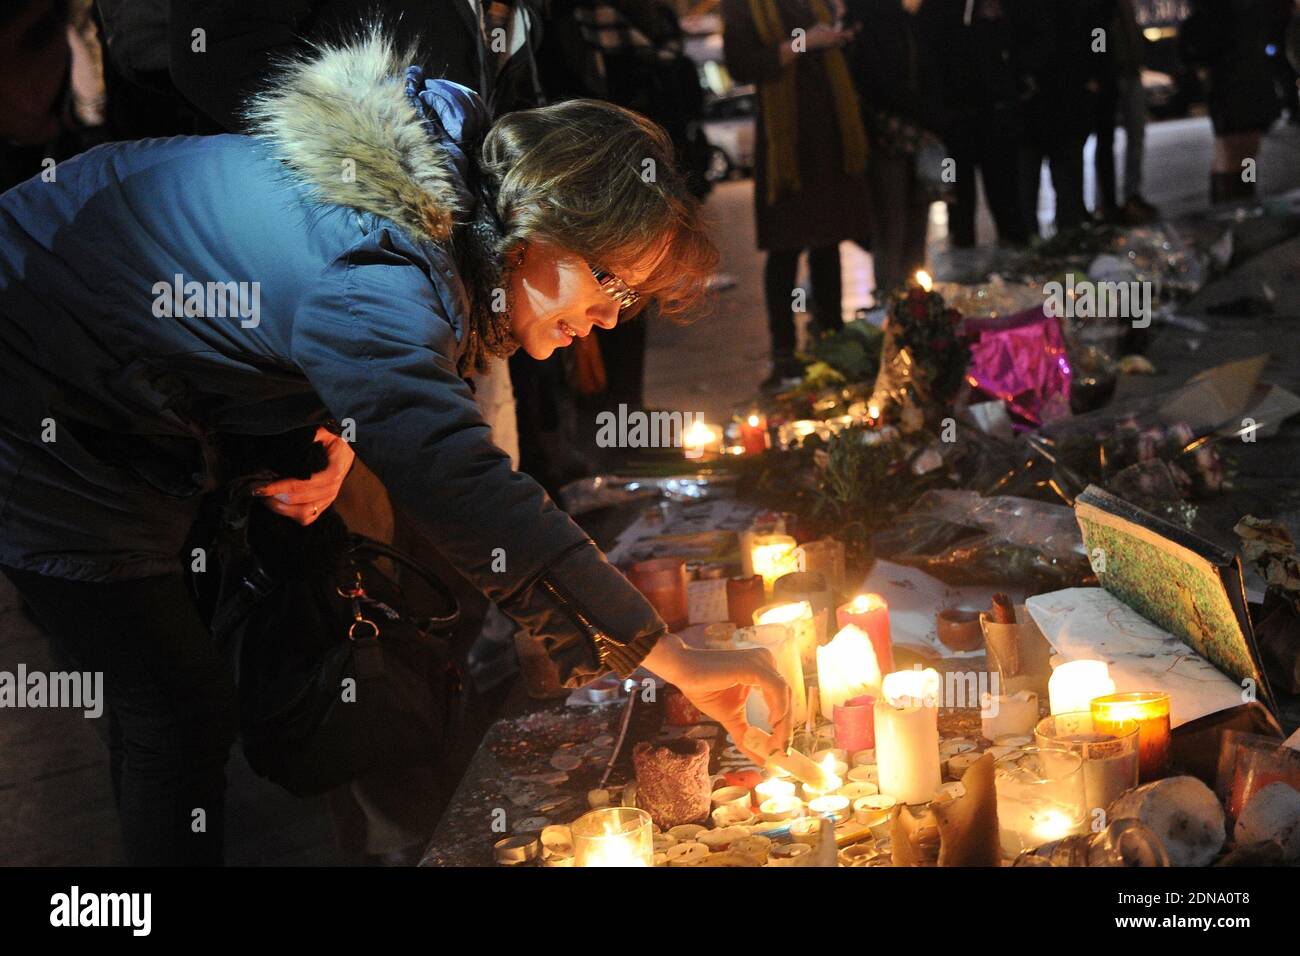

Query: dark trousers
[[764, 245, 843, 359], [868, 150, 931, 298], [945, 110, 1028, 247], [1093, 79, 1120, 211], [2, 566, 238, 865], [1021, 132, 1088, 236]]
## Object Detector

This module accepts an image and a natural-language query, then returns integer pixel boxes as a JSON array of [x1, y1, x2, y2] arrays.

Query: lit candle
[[754, 600, 818, 675], [750, 535, 800, 596], [737, 615, 809, 730], [739, 412, 768, 455], [807, 794, 851, 825], [816, 625, 883, 721], [682, 420, 722, 460], [1090, 692, 1172, 782], [914, 269, 933, 292], [874, 669, 942, 806], [754, 776, 796, 804], [1048, 660, 1115, 715], [836, 593, 895, 675], [743, 727, 836, 791], [759, 796, 803, 822], [571, 807, 654, 867]]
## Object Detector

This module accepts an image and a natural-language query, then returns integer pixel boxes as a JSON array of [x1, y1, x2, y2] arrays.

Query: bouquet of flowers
[[868, 285, 971, 433]]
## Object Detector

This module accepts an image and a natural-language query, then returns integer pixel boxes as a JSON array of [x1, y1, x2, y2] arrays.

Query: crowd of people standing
[[723, 0, 1299, 389]]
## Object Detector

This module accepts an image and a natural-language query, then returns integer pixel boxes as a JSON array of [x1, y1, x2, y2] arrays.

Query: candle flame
[[747, 414, 761, 427], [846, 593, 887, 613], [684, 419, 713, 446], [915, 269, 933, 292]]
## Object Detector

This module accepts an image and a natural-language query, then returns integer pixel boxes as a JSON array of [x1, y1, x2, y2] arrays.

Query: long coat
[[721, 0, 872, 251], [0, 34, 661, 686]]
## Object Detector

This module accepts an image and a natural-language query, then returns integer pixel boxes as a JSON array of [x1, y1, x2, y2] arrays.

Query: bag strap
[[347, 534, 460, 631]]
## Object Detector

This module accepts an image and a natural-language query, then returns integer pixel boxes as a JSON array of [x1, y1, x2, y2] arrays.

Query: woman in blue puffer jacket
[[0, 30, 791, 864]]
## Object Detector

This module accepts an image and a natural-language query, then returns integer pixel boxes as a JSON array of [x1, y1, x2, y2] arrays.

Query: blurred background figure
[[722, 0, 871, 391], [1092, 0, 1159, 225], [1181, 0, 1293, 203], [1018, 0, 1105, 238], [920, 0, 1031, 248], [0, 0, 105, 191], [845, 0, 942, 297]]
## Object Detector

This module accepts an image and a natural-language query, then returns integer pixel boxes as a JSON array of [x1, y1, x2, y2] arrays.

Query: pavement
[[2, 114, 1299, 865]]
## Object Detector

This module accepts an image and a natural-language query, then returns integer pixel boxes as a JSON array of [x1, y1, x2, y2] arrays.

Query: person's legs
[[2, 567, 238, 865], [1048, 137, 1088, 233], [945, 127, 979, 248], [1093, 80, 1119, 214], [806, 244, 844, 334], [763, 247, 802, 361], [868, 151, 908, 296], [1118, 73, 1147, 203]]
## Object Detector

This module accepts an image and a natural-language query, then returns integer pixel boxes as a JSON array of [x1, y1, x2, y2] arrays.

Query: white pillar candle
[[754, 601, 818, 675], [736, 618, 808, 730], [749, 534, 800, 596], [874, 669, 942, 806], [815, 624, 883, 721], [1048, 660, 1115, 715], [981, 690, 1040, 739]]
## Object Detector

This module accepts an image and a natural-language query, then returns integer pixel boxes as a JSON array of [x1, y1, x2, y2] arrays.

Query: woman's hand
[[253, 426, 355, 526], [641, 634, 792, 764]]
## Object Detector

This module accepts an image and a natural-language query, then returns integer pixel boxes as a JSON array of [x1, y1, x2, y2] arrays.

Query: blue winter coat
[[0, 35, 664, 685]]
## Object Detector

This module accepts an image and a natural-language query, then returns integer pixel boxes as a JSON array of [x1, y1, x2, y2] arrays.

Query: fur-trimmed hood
[[246, 29, 489, 245]]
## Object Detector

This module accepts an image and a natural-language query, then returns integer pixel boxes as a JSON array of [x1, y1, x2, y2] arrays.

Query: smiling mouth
[[558, 320, 584, 339]]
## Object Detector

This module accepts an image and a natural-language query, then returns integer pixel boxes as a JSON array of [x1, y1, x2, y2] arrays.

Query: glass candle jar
[[994, 747, 1087, 858], [1090, 692, 1171, 782], [571, 807, 653, 867], [1035, 712, 1139, 819]]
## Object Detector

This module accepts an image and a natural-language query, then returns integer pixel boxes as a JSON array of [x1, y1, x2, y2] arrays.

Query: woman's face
[[507, 240, 658, 360]]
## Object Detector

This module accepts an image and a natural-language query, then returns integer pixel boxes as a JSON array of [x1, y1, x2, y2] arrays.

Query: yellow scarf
[[747, 0, 868, 205]]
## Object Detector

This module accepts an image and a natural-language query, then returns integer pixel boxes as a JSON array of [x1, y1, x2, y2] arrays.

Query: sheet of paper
[[859, 560, 1026, 659], [1025, 587, 1246, 728], [688, 577, 730, 625]]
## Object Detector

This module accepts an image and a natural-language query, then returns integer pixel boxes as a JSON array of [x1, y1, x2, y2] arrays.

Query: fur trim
[[246, 28, 463, 243]]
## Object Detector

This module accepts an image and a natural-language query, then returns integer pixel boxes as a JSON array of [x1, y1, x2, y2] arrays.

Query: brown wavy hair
[[479, 99, 718, 321]]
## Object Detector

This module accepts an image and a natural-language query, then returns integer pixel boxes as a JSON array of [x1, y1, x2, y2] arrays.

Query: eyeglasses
[[589, 265, 641, 312]]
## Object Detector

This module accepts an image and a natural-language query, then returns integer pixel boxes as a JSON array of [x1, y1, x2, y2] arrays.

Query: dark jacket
[[0, 34, 661, 686], [844, 0, 943, 134], [721, 0, 872, 251], [167, 0, 546, 128], [1181, 0, 1290, 134]]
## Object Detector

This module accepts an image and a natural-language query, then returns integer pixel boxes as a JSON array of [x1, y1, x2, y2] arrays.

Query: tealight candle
[[807, 794, 851, 825], [853, 794, 897, 827], [816, 624, 883, 720], [1090, 692, 1172, 782], [759, 796, 804, 822], [710, 786, 752, 811], [836, 593, 895, 675], [837, 781, 879, 801], [1048, 660, 1115, 715], [754, 776, 796, 803], [874, 668, 942, 805]]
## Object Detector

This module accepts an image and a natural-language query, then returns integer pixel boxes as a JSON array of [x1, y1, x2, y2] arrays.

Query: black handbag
[[192, 484, 461, 798]]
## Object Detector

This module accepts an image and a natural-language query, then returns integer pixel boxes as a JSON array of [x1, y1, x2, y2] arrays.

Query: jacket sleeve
[[721, 0, 785, 85], [291, 233, 666, 686]]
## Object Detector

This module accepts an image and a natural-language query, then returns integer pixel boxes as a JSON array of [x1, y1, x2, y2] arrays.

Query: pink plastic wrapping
[[964, 307, 1072, 427]]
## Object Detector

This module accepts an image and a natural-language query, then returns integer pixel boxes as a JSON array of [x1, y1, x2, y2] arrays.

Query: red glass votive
[[833, 694, 876, 754], [726, 574, 766, 627], [627, 558, 689, 628]]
